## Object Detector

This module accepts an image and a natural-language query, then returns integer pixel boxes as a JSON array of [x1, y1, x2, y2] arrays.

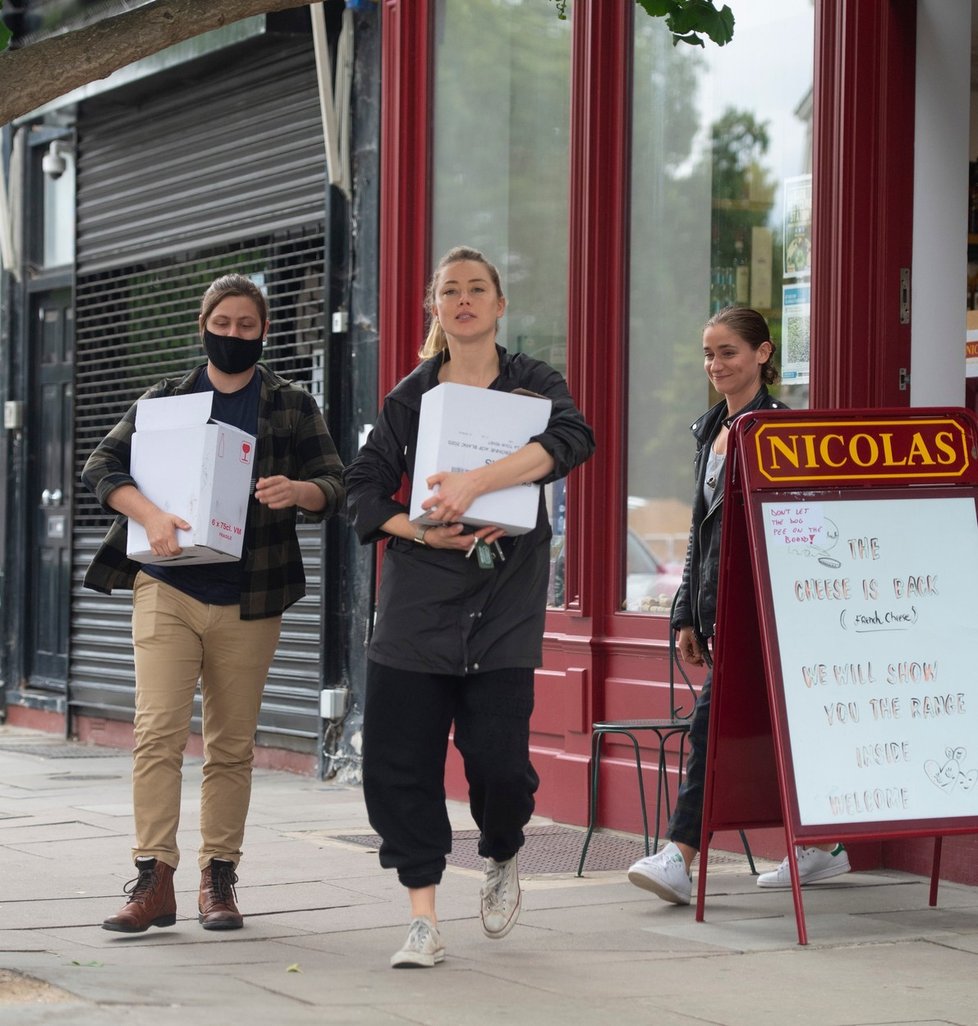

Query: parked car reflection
[[625, 529, 683, 613]]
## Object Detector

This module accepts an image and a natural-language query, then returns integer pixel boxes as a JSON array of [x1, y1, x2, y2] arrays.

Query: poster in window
[[782, 283, 810, 385], [783, 174, 812, 278]]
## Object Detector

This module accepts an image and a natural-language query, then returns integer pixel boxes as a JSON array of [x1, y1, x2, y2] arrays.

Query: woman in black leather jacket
[[627, 307, 850, 904]]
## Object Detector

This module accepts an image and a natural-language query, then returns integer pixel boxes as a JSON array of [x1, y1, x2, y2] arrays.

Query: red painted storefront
[[377, 0, 978, 883]]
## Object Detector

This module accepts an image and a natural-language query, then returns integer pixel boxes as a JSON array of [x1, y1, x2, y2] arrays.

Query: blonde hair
[[419, 246, 505, 360]]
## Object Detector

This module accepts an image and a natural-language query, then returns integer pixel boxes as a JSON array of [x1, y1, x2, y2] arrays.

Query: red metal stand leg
[[789, 858, 809, 945], [929, 835, 943, 907]]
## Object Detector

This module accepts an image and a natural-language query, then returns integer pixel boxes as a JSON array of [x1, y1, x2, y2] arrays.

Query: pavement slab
[[2, 726, 978, 1026]]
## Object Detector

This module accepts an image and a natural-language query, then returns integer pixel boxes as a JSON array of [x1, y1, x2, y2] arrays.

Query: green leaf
[[638, 0, 676, 16], [665, 5, 700, 33], [70, 960, 103, 968], [672, 32, 706, 48], [286, 963, 303, 974], [637, 0, 735, 48], [699, 3, 735, 46]]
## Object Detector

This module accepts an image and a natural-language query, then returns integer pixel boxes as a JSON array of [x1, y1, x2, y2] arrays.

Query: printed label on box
[[409, 382, 552, 536]]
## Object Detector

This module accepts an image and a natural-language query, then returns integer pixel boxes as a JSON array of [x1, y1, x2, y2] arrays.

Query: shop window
[[625, 0, 814, 614], [431, 0, 572, 605]]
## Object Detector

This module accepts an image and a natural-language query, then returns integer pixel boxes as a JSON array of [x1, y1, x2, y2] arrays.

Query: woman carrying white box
[[345, 246, 594, 968], [83, 273, 345, 935]]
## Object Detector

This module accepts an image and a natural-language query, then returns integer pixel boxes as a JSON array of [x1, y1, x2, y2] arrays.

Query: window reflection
[[625, 0, 814, 614], [431, 0, 572, 607]]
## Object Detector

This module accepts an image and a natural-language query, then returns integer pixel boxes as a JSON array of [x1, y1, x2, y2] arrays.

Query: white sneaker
[[627, 842, 692, 905], [480, 855, 521, 938], [756, 844, 851, 889], [390, 916, 445, 968]]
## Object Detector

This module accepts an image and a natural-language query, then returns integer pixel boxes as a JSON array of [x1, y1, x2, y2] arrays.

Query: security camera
[[42, 140, 69, 180]]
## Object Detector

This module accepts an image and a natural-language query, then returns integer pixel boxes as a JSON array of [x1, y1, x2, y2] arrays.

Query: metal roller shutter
[[76, 43, 326, 272], [70, 46, 331, 753]]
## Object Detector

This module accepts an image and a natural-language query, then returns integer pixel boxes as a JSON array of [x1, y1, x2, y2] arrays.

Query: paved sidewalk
[[1, 724, 977, 1026]]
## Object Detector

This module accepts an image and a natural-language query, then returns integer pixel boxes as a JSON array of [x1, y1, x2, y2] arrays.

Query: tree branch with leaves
[[550, 0, 734, 48], [0, 0, 316, 127]]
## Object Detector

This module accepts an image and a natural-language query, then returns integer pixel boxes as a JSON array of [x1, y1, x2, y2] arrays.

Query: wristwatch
[[413, 524, 430, 545]]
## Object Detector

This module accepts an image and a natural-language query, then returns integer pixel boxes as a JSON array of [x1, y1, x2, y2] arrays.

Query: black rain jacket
[[345, 345, 594, 675]]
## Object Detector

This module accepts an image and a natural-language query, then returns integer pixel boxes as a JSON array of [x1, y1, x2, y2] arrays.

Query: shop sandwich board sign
[[697, 407, 978, 944]]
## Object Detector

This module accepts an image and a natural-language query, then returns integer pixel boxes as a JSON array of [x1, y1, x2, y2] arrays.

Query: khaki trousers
[[130, 574, 281, 870]]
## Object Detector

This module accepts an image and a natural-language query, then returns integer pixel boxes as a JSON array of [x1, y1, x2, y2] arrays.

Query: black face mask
[[203, 329, 264, 375]]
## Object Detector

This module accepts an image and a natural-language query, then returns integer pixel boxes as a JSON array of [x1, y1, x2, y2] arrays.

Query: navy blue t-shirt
[[141, 368, 261, 605]]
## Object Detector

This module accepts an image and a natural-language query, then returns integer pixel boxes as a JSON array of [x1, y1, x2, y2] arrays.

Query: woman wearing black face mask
[[82, 273, 345, 935]]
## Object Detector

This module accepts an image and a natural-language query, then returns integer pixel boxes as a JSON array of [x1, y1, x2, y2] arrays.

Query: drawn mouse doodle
[[924, 747, 978, 793]]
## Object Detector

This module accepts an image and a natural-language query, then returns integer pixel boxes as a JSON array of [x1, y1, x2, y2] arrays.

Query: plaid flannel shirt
[[82, 364, 345, 620]]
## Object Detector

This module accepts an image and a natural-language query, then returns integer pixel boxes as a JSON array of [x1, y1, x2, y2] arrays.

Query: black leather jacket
[[671, 386, 788, 645]]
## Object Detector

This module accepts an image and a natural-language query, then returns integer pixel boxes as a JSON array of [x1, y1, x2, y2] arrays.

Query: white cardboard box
[[127, 391, 256, 565], [409, 382, 552, 536]]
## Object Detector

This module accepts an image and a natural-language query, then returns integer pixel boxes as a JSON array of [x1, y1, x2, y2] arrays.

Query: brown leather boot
[[198, 859, 243, 930], [102, 858, 177, 933]]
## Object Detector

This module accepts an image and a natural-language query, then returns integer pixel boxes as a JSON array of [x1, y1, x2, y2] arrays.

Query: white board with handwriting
[[760, 496, 978, 825]]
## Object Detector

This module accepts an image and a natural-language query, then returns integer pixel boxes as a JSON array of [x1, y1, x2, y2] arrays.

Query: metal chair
[[576, 594, 756, 876]]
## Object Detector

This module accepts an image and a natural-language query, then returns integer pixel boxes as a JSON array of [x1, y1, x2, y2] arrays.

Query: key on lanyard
[[476, 539, 495, 569], [465, 538, 506, 569]]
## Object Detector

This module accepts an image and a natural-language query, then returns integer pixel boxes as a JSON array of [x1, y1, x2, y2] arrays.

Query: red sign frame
[[696, 407, 978, 944]]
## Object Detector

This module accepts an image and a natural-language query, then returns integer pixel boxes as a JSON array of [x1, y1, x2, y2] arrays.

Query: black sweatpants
[[363, 659, 539, 889]]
